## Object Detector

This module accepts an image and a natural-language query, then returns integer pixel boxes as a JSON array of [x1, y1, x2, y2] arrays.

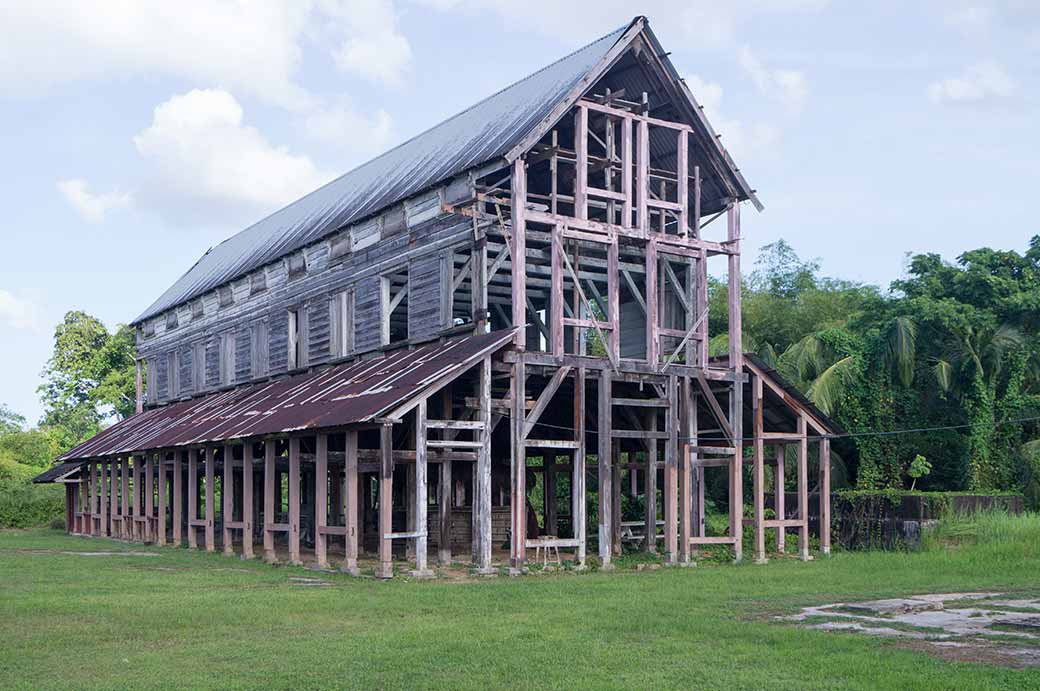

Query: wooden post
[[573, 368, 587, 567], [727, 202, 744, 563], [636, 114, 649, 231], [133, 456, 142, 541], [108, 460, 118, 537], [438, 459, 453, 565], [752, 375, 767, 564], [611, 443, 621, 557], [99, 460, 109, 537], [135, 359, 143, 415], [172, 452, 182, 547], [621, 116, 632, 228], [664, 375, 679, 563], [187, 450, 198, 549], [476, 356, 493, 574], [574, 106, 588, 221], [820, 436, 831, 556], [677, 130, 689, 236], [775, 445, 786, 553], [644, 412, 657, 553], [157, 453, 167, 546], [511, 157, 527, 350], [145, 454, 155, 543], [344, 431, 360, 575], [223, 445, 234, 556], [121, 457, 130, 540], [597, 368, 612, 568], [646, 237, 659, 366], [550, 225, 564, 356], [288, 437, 301, 565], [378, 423, 394, 579], [204, 447, 215, 552], [510, 360, 526, 572], [679, 379, 692, 564], [472, 239, 488, 333], [263, 441, 276, 562], [608, 237, 620, 361], [797, 415, 810, 561], [412, 402, 432, 577], [315, 434, 329, 569], [242, 444, 253, 559]]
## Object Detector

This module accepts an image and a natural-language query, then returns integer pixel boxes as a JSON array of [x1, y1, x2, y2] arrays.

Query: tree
[[37, 311, 137, 449], [0, 404, 25, 435]]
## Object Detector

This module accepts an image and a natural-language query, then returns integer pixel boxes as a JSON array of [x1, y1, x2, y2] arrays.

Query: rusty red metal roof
[[52, 330, 515, 464]]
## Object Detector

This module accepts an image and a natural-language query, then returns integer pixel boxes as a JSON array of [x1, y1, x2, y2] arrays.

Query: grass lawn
[[2, 514, 1039, 689]]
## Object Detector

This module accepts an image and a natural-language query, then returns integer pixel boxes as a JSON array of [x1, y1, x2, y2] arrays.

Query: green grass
[[2, 516, 1040, 690]]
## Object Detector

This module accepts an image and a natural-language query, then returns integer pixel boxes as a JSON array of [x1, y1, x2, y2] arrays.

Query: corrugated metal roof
[[31, 461, 83, 484], [133, 22, 634, 325], [40, 329, 514, 472]]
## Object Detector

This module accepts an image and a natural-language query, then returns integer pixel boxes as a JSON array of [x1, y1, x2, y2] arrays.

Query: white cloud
[[0, 1, 412, 105], [57, 179, 132, 223], [133, 89, 336, 224], [686, 74, 778, 163], [303, 100, 396, 154], [0, 290, 41, 332], [738, 46, 808, 115], [926, 61, 1015, 104]]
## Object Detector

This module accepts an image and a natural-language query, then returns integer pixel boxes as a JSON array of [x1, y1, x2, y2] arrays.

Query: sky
[[1, 1, 1037, 425]]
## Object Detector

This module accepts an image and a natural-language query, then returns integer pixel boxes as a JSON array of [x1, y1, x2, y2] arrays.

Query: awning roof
[[43, 330, 515, 471]]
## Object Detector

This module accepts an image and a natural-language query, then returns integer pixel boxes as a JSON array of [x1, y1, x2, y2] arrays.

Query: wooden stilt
[[242, 445, 254, 559], [157, 453, 167, 546], [752, 375, 767, 564], [133, 456, 142, 541], [344, 430, 360, 575], [187, 450, 198, 549], [644, 412, 657, 553], [775, 445, 785, 553], [315, 434, 329, 569], [664, 375, 679, 563], [121, 458, 130, 540], [172, 452, 182, 546], [411, 402, 433, 577], [797, 415, 810, 561], [573, 367, 587, 567], [288, 438, 301, 565], [109, 460, 119, 538], [597, 368, 613, 568], [377, 423, 394, 579], [679, 379, 693, 563], [204, 448, 215, 552], [727, 202, 744, 563], [99, 460, 109, 537], [611, 444, 621, 557], [263, 441, 276, 562], [476, 355, 494, 574], [223, 445, 234, 556], [510, 360, 526, 572], [820, 436, 831, 556]]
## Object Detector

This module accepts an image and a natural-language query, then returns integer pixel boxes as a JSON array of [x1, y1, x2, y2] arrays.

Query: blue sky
[[1, 1, 1037, 425]]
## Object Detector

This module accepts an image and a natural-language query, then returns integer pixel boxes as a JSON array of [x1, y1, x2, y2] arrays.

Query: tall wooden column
[[133, 456, 142, 541], [819, 436, 831, 556], [511, 157, 527, 349], [476, 356, 493, 573], [204, 447, 216, 552], [222, 445, 234, 555], [99, 460, 109, 537], [242, 444, 254, 560], [775, 445, 786, 553], [727, 202, 744, 563], [157, 453, 167, 546], [797, 415, 810, 561], [263, 441, 277, 563], [611, 443, 621, 557], [573, 368, 587, 567], [377, 424, 394, 579], [315, 434, 329, 569], [109, 459, 118, 538], [187, 450, 198, 549], [597, 368, 613, 568], [288, 437, 301, 565], [411, 402, 433, 577], [438, 459, 453, 565], [172, 452, 183, 546], [509, 360, 526, 572], [145, 454, 156, 543], [664, 375, 679, 563], [679, 378, 693, 563], [644, 413, 657, 553], [752, 375, 767, 564], [343, 430, 359, 575]]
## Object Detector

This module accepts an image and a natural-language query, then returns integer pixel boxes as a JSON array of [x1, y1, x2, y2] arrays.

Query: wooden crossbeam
[[694, 370, 734, 441], [556, 232, 618, 371], [621, 270, 646, 315], [661, 308, 709, 371], [523, 366, 572, 439]]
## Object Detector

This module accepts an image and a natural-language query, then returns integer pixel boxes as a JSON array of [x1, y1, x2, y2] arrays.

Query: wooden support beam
[[522, 365, 571, 438], [120, 458, 129, 540], [574, 105, 588, 221], [476, 356, 494, 573], [187, 450, 198, 549], [288, 437, 301, 565], [204, 447, 215, 553], [223, 444, 234, 556], [664, 375, 678, 563], [511, 157, 527, 350], [753, 375, 767, 564], [637, 115, 649, 231], [797, 415, 810, 561], [99, 460, 109, 537], [157, 453, 167, 546], [646, 236, 659, 365], [263, 441, 276, 563], [644, 411, 658, 553], [242, 445, 254, 560], [344, 430, 360, 575], [412, 402, 433, 577], [550, 224, 564, 356], [621, 115, 632, 228], [679, 378, 692, 563], [573, 367, 587, 567], [677, 130, 689, 236], [510, 359, 526, 571], [598, 368, 613, 568], [728, 202, 743, 565], [378, 423, 394, 579], [108, 460, 118, 538], [820, 436, 831, 556], [775, 445, 786, 553], [611, 442, 622, 557], [315, 434, 329, 569]]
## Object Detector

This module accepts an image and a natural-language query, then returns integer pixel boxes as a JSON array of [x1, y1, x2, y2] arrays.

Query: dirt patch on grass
[[782, 592, 1040, 668]]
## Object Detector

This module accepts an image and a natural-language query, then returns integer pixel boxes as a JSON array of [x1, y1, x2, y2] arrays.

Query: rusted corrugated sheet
[[133, 23, 633, 325], [31, 461, 83, 484], [49, 330, 514, 466]]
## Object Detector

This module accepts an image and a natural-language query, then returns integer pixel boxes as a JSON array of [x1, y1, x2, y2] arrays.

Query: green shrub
[[0, 482, 65, 528]]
